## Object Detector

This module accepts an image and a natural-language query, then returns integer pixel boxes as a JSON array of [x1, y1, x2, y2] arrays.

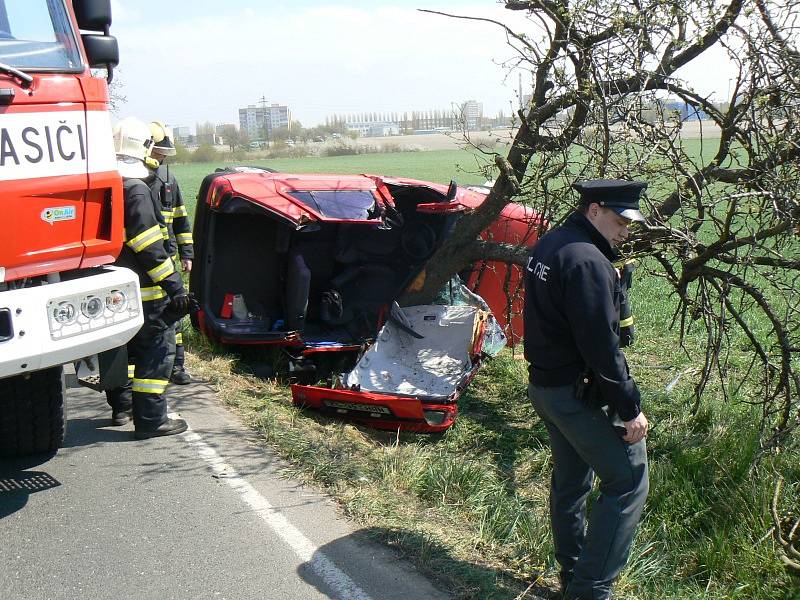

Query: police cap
[[572, 179, 647, 223]]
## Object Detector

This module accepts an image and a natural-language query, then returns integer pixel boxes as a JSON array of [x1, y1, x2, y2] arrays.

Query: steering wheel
[[400, 221, 437, 261]]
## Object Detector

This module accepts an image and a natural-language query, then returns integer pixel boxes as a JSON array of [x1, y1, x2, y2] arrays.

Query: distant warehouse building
[[346, 121, 400, 137]]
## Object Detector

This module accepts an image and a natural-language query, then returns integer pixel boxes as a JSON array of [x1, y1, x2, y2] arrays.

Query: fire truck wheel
[[0, 367, 66, 457]]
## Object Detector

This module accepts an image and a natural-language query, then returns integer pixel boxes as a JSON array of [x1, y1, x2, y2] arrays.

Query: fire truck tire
[[0, 367, 66, 457]]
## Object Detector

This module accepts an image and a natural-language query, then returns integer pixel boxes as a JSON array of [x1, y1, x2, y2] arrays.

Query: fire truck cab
[[0, 0, 143, 456]]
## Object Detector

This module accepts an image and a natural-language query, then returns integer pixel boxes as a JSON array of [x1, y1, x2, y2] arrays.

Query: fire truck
[[0, 0, 142, 456]]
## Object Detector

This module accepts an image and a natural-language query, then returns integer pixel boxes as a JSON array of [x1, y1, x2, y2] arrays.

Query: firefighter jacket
[[116, 178, 186, 303], [150, 164, 194, 261], [523, 211, 641, 421]]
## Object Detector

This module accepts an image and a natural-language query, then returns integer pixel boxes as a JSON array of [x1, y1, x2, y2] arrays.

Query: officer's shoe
[[111, 410, 132, 426], [134, 418, 188, 439], [171, 368, 192, 385]]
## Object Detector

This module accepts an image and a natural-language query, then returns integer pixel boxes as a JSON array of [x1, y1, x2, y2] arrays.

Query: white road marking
[[178, 424, 374, 600]]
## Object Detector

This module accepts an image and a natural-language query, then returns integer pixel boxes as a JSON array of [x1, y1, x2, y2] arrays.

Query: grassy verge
[[184, 306, 798, 599]]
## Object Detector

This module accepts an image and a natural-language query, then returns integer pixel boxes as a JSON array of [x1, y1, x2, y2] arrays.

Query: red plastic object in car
[[220, 293, 235, 319]]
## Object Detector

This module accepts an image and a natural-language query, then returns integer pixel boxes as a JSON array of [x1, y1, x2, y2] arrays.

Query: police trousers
[[528, 383, 648, 600], [107, 302, 176, 430]]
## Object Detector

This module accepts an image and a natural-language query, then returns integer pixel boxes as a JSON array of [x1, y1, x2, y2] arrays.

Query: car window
[[0, 0, 82, 70], [288, 190, 379, 220]]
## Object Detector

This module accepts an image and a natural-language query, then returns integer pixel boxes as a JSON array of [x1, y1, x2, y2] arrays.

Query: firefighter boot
[[171, 329, 191, 385], [111, 411, 132, 426], [171, 368, 191, 385], [134, 417, 188, 439]]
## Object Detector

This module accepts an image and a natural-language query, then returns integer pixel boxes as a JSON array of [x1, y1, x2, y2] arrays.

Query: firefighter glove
[[161, 294, 196, 326]]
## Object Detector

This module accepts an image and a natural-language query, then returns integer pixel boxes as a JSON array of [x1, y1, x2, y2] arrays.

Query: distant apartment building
[[459, 100, 483, 131], [172, 126, 191, 144], [238, 103, 291, 139]]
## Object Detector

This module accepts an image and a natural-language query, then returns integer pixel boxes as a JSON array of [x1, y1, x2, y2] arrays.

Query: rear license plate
[[323, 400, 392, 415]]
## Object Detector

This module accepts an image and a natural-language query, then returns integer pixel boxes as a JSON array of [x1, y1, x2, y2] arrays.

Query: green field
[[173, 145, 799, 599]]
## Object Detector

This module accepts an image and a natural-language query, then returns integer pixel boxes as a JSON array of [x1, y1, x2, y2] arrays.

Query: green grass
[[173, 146, 799, 599]]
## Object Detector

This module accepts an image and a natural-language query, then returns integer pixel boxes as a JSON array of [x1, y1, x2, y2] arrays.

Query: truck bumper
[[0, 266, 143, 378]]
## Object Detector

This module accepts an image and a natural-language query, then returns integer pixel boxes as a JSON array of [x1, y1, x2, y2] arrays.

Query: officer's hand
[[622, 412, 648, 444], [181, 259, 192, 273]]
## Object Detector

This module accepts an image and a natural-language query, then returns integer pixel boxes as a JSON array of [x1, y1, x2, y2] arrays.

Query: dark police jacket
[[150, 165, 194, 261], [523, 211, 641, 421], [115, 178, 185, 305]]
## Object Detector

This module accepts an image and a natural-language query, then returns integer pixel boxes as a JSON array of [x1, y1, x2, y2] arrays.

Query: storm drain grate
[[0, 472, 61, 493]]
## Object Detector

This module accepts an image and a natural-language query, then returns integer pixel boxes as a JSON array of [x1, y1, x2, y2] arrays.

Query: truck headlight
[[48, 280, 140, 340], [81, 296, 105, 319], [53, 301, 78, 325], [105, 290, 128, 313]]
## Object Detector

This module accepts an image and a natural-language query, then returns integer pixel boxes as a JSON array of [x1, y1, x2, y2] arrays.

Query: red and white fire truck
[[0, 0, 142, 456]]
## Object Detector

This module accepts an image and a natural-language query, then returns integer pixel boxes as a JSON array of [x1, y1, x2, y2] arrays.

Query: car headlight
[[81, 296, 105, 319], [105, 289, 128, 313], [53, 301, 78, 325]]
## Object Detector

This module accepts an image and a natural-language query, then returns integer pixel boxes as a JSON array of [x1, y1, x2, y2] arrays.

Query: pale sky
[[109, 0, 735, 131]]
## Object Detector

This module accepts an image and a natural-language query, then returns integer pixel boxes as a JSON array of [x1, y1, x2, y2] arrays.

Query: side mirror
[[446, 179, 458, 201], [73, 0, 113, 31], [82, 34, 119, 68]]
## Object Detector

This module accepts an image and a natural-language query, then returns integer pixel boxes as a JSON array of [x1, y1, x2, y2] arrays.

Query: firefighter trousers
[[528, 383, 648, 600], [106, 302, 176, 431]]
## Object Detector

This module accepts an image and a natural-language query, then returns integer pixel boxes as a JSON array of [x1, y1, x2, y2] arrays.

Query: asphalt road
[[0, 376, 448, 600]]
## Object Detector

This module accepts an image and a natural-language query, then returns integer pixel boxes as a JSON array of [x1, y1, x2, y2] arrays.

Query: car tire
[[0, 367, 66, 457]]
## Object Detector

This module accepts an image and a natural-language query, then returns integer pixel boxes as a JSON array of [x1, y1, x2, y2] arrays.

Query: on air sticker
[[41, 206, 76, 224]]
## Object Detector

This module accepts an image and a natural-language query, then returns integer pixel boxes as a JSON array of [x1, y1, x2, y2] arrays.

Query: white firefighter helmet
[[113, 117, 153, 179], [149, 121, 177, 157]]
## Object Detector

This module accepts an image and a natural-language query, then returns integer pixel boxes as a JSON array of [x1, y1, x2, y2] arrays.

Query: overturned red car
[[190, 167, 538, 432]]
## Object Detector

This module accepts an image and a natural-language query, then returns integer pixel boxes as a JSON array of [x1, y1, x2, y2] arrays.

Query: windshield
[[0, 0, 82, 71], [288, 190, 380, 220]]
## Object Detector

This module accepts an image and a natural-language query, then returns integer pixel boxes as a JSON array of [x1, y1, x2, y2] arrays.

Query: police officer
[[148, 121, 194, 385], [524, 179, 649, 600], [107, 117, 190, 438]]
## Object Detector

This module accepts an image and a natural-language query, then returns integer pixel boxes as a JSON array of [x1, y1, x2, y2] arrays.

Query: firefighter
[[523, 179, 650, 600], [107, 117, 190, 438], [148, 121, 193, 385], [615, 258, 636, 348]]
